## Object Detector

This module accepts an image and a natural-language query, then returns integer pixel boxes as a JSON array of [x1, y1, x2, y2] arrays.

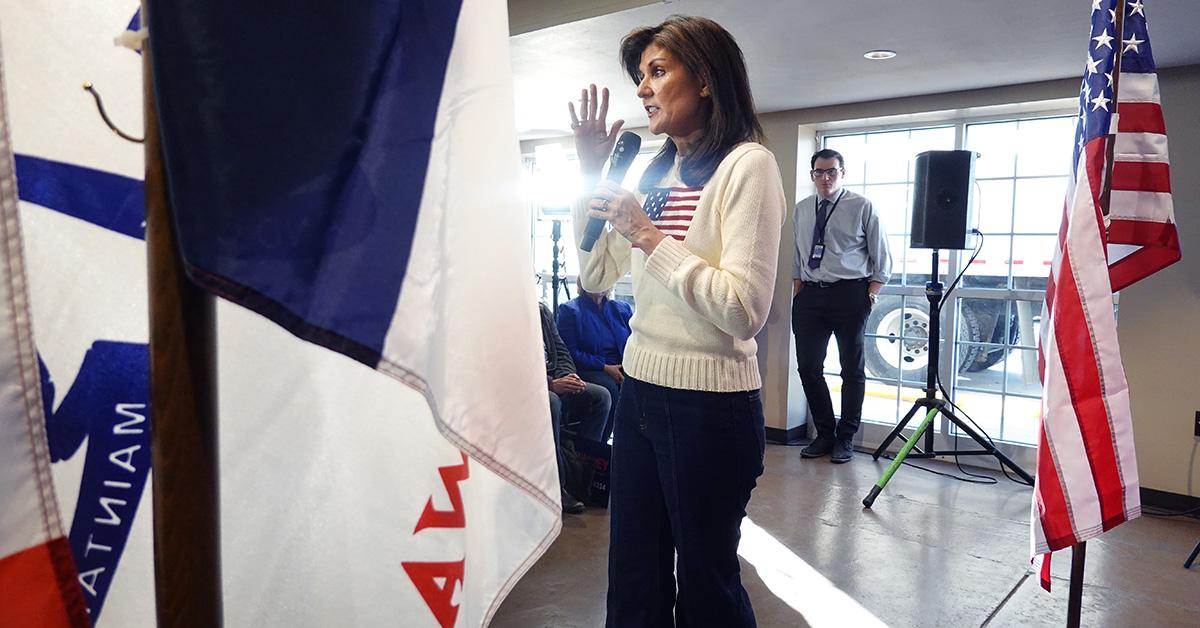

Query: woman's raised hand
[[568, 84, 625, 177]]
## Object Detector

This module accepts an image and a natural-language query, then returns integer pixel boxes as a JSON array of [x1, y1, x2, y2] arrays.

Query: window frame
[[812, 106, 1077, 467]]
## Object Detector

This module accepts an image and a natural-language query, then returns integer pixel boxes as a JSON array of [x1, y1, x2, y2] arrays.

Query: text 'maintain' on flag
[[0, 43, 89, 628], [149, 0, 560, 625], [1032, 0, 1180, 590]]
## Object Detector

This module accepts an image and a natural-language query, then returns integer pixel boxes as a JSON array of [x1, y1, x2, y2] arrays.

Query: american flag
[[1032, 0, 1180, 590], [1097, 0, 1181, 289], [644, 186, 702, 241]]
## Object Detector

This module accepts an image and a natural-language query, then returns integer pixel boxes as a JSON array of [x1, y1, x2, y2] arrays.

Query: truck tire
[[957, 302, 987, 371], [865, 300, 981, 382], [963, 303, 1019, 372]]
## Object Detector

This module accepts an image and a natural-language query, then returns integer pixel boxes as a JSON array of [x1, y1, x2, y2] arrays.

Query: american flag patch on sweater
[[644, 186, 702, 241]]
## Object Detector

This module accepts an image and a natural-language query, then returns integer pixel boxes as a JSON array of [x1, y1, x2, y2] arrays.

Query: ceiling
[[510, 0, 1200, 139]]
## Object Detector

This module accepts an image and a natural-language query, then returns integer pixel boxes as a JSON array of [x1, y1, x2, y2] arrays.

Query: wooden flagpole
[[1099, 0, 1127, 219], [143, 1, 224, 625], [1065, 542, 1087, 628], [1067, 2, 1127, 626]]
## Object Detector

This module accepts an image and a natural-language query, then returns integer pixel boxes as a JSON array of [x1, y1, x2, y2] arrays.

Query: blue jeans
[[579, 369, 621, 443], [606, 377, 765, 627], [549, 383, 611, 487], [551, 382, 610, 442]]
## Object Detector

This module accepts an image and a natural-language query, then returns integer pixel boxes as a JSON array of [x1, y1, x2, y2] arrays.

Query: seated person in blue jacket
[[556, 285, 632, 443], [541, 301, 611, 513]]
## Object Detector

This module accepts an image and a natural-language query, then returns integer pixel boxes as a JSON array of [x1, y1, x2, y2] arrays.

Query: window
[[950, 116, 1074, 444], [818, 113, 1075, 447], [822, 127, 956, 434]]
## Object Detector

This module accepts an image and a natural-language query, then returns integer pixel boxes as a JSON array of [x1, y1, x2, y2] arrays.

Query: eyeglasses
[[810, 168, 842, 179]]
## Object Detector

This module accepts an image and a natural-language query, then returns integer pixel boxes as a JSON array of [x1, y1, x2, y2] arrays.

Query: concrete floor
[[492, 444, 1200, 627]]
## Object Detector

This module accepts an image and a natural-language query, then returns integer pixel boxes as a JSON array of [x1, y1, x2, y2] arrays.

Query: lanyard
[[813, 189, 845, 246]]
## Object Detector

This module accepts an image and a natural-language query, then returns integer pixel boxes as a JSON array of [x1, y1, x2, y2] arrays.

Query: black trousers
[[791, 278, 871, 441]]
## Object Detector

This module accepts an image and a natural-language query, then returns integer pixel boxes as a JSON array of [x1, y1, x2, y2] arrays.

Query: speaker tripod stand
[[548, 219, 571, 312], [863, 250, 1033, 508]]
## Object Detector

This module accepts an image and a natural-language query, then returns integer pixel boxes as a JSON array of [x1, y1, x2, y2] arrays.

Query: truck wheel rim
[[873, 307, 931, 371]]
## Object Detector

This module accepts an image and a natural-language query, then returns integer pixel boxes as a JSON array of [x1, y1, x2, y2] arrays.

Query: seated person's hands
[[603, 364, 625, 385], [550, 373, 589, 396]]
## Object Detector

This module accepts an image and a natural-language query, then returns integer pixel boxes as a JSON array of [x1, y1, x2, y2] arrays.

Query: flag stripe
[[1083, 138, 1107, 209], [1116, 72, 1160, 102], [1036, 198, 1070, 384], [1034, 425, 1077, 551], [1115, 102, 1165, 134], [1107, 190, 1173, 221], [1113, 132, 1168, 163], [1067, 152, 1139, 529], [0, 540, 86, 628], [1051, 258, 1126, 529], [13, 155, 145, 241], [1040, 321, 1102, 549], [1110, 161, 1171, 193], [1108, 218, 1183, 292], [1107, 217, 1180, 245]]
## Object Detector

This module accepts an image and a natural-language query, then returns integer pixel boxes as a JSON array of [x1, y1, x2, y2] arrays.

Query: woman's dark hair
[[619, 15, 763, 191]]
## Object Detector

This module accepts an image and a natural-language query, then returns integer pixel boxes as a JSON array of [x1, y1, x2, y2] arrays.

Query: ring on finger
[[571, 121, 582, 129], [602, 199, 610, 212]]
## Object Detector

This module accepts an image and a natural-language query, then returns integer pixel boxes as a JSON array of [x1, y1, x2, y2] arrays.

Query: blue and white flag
[[2, 1, 154, 625], [150, 0, 560, 626]]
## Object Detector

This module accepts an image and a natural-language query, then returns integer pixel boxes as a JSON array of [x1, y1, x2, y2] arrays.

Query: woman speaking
[[569, 15, 786, 627]]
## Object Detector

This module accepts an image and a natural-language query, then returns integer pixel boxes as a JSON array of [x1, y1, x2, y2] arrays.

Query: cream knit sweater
[[573, 142, 786, 392]]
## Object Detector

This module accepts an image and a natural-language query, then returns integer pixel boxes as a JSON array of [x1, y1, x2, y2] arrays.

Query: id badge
[[811, 243, 825, 261]]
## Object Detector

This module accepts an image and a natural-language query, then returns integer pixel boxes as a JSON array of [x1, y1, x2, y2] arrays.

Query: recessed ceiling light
[[863, 50, 897, 60]]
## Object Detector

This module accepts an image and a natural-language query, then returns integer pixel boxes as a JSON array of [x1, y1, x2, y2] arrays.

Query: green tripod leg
[[863, 407, 939, 508]]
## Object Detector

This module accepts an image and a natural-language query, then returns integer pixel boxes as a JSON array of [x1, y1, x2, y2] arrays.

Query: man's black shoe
[[800, 436, 834, 459], [562, 490, 585, 515], [830, 438, 855, 464]]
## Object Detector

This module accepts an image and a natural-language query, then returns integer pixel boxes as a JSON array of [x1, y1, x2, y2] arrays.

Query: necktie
[[808, 199, 829, 269]]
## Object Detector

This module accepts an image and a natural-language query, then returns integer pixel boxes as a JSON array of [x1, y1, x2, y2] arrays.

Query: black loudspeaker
[[910, 150, 977, 250]]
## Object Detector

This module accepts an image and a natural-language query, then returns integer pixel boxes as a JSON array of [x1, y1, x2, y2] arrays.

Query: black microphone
[[580, 131, 642, 252]]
